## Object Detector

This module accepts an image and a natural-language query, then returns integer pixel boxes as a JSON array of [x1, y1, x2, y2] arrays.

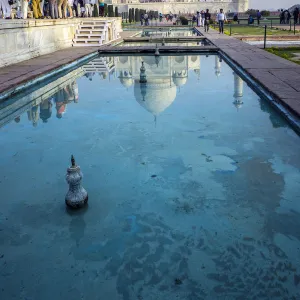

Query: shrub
[[261, 10, 270, 17], [179, 16, 188, 25]]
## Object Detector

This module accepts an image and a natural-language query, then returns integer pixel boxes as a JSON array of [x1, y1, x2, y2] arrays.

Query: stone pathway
[[0, 30, 139, 100], [0, 47, 97, 100], [200, 29, 300, 119]]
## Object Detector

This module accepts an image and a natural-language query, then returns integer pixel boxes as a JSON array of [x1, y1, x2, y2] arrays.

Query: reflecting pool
[[1, 54, 300, 300], [137, 28, 198, 37]]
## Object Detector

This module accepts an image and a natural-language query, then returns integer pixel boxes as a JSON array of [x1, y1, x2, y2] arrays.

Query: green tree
[[261, 10, 270, 17], [135, 8, 139, 22], [246, 9, 258, 17], [104, 3, 108, 17], [129, 9, 132, 23]]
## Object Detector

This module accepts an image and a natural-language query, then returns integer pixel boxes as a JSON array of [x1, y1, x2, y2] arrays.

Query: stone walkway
[[0, 47, 97, 99], [0, 30, 139, 100], [200, 29, 300, 119]]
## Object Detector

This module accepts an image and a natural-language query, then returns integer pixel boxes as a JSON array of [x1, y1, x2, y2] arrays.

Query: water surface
[[1, 54, 300, 300]]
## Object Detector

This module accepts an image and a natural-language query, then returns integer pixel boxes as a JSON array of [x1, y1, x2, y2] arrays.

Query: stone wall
[[0, 18, 122, 68]]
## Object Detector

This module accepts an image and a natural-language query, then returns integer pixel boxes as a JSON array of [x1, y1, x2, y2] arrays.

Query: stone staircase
[[73, 19, 120, 47], [82, 57, 116, 73]]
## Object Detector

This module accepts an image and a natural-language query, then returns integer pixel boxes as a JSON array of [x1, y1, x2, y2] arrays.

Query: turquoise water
[[1, 54, 300, 299], [138, 28, 198, 37], [119, 41, 209, 47]]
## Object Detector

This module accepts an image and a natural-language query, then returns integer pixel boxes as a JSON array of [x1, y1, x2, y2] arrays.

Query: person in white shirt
[[217, 8, 227, 34]]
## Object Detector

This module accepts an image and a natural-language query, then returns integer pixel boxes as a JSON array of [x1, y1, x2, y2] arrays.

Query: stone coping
[[123, 36, 207, 42], [198, 28, 300, 127], [98, 45, 218, 54], [0, 17, 121, 30]]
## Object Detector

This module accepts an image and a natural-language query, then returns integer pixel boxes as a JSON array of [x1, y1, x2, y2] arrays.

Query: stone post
[[65, 155, 88, 209]]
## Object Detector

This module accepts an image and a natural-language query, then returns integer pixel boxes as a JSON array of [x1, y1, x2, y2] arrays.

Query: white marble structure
[[110, 0, 249, 14], [0, 18, 122, 67]]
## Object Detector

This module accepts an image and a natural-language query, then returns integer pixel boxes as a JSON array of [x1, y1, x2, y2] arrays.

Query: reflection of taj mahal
[[117, 55, 201, 117], [0, 55, 245, 128], [109, 0, 249, 14]]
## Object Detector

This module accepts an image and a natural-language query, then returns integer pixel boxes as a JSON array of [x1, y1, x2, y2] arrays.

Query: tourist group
[[0, 0, 106, 19]]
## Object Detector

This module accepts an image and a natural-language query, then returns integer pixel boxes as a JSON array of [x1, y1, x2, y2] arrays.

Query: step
[[76, 34, 104, 38], [73, 38, 102, 42], [76, 30, 105, 34], [79, 25, 106, 29]]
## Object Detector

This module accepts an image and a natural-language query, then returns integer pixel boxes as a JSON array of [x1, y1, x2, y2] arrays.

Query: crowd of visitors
[[0, 0, 106, 19], [192, 9, 211, 32]]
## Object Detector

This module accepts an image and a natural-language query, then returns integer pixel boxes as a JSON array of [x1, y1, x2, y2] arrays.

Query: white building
[[109, 0, 249, 14]]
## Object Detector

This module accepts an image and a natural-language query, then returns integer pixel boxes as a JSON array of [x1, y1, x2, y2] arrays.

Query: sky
[[249, 0, 297, 9]]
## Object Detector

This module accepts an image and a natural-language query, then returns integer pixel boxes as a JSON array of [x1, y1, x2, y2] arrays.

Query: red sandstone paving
[[0, 47, 97, 95], [0, 31, 139, 96]]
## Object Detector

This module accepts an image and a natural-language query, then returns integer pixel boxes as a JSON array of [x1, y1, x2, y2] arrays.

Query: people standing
[[144, 12, 148, 26], [201, 10, 205, 26], [49, 0, 58, 18], [196, 11, 201, 27], [99, 0, 104, 17], [16, 0, 22, 18], [66, 0, 73, 17], [73, 0, 78, 17], [140, 13, 144, 25], [21, 0, 29, 18], [32, 0, 42, 18], [284, 9, 291, 24], [92, 0, 98, 17], [39, 0, 45, 16], [256, 10, 261, 25], [192, 14, 196, 26], [279, 9, 284, 24], [89, 0, 94, 16], [0, 0, 12, 18], [217, 8, 226, 34], [57, 0, 64, 17], [84, 0, 90, 17], [204, 9, 211, 32], [293, 7, 299, 24]]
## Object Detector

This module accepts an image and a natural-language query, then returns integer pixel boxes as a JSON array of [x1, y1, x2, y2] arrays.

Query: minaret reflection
[[40, 98, 53, 123], [233, 72, 244, 110], [27, 105, 39, 127], [54, 81, 79, 119], [215, 56, 222, 77]]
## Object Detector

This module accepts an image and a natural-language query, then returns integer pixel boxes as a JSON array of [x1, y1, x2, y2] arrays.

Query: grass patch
[[266, 47, 300, 65], [221, 25, 299, 36]]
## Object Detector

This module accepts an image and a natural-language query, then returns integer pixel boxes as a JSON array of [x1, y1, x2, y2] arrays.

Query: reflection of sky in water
[[137, 28, 197, 37], [0, 55, 300, 300]]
